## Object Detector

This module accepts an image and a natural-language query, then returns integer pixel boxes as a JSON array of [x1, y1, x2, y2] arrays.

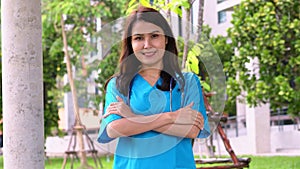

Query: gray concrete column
[[1, 0, 44, 168], [246, 103, 271, 154], [236, 93, 246, 133], [243, 57, 271, 154], [64, 92, 75, 131]]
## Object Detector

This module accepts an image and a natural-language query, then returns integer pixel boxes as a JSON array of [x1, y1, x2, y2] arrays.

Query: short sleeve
[[183, 72, 210, 138], [97, 78, 123, 143]]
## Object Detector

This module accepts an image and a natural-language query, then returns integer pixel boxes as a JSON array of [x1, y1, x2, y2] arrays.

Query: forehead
[[131, 21, 164, 35]]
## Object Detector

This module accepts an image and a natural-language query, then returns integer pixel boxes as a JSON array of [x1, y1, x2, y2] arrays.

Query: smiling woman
[[131, 21, 167, 70], [97, 5, 210, 169]]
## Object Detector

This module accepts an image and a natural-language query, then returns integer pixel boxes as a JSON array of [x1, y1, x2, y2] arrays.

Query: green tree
[[228, 0, 300, 116], [42, 0, 127, 168], [42, 0, 126, 128], [42, 11, 66, 137], [208, 35, 235, 116], [96, 44, 120, 107]]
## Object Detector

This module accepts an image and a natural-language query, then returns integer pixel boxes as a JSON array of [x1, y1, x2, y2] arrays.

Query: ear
[[165, 38, 168, 44]]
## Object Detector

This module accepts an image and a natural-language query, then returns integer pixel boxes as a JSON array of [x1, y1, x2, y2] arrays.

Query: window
[[218, 11, 227, 24]]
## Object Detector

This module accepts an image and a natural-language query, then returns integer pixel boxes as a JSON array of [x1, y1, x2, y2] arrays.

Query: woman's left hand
[[103, 96, 136, 118]]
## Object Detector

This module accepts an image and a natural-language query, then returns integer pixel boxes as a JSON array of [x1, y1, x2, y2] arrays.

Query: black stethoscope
[[126, 76, 184, 112]]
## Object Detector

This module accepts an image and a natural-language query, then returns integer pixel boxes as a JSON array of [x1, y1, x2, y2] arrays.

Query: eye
[[132, 36, 143, 41], [151, 34, 160, 38]]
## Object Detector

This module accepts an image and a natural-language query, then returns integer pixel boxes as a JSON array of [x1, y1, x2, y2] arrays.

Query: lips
[[142, 50, 157, 57]]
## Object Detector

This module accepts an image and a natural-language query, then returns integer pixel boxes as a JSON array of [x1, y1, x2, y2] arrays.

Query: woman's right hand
[[171, 102, 204, 129]]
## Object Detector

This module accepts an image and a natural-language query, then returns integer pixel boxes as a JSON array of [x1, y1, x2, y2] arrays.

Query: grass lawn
[[197, 156, 300, 169], [0, 156, 114, 169], [0, 155, 299, 168], [43, 156, 114, 169], [246, 155, 300, 169]]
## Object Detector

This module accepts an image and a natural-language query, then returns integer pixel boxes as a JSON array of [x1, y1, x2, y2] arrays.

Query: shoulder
[[182, 72, 199, 83], [107, 76, 117, 86], [106, 76, 118, 91], [105, 76, 127, 98], [182, 72, 202, 90]]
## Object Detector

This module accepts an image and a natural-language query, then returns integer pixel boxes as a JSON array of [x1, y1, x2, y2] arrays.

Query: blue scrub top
[[98, 72, 210, 169]]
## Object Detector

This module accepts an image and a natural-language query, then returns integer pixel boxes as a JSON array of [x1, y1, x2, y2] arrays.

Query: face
[[131, 21, 167, 69]]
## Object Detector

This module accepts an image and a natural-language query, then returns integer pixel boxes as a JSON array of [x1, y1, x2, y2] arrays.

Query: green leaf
[[140, 0, 152, 8], [186, 51, 199, 74], [201, 81, 211, 92], [181, 1, 190, 9]]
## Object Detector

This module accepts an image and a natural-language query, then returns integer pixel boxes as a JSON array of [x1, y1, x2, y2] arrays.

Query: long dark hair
[[106, 5, 184, 95]]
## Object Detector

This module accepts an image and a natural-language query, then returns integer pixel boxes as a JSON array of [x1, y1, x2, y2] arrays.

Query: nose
[[144, 37, 152, 49]]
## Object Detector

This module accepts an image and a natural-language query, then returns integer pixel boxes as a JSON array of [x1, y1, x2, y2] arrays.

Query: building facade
[[191, 0, 300, 156]]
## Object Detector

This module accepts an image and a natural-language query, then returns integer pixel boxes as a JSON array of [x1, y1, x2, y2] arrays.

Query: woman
[[98, 5, 210, 169]]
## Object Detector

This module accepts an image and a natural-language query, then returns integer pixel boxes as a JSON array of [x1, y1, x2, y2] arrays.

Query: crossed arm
[[104, 96, 204, 139]]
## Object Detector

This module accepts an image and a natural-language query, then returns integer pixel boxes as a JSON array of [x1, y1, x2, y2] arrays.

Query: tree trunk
[[197, 0, 207, 80], [2, 0, 44, 168], [197, 0, 205, 43], [166, 0, 172, 27], [181, 7, 191, 69], [60, 15, 93, 169]]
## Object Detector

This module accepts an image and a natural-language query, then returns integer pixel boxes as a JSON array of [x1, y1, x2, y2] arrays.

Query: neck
[[138, 68, 161, 87], [139, 68, 161, 77]]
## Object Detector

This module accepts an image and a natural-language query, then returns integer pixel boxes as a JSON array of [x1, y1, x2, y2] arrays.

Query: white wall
[[193, 125, 300, 156], [271, 129, 300, 154], [45, 133, 117, 157]]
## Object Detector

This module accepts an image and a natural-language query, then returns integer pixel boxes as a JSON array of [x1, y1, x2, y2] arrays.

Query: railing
[[220, 111, 299, 138], [270, 107, 299, 131], [220, 115, 247, 137]]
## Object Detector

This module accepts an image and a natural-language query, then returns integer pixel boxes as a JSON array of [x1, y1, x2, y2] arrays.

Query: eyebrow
[[132, 30, 162, 36]]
